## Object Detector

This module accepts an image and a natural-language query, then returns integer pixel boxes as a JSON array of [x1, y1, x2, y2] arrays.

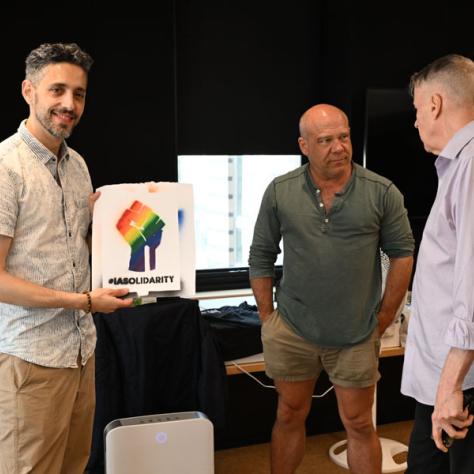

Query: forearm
[[0, 213, 130, 315], [250, 276, 274, 318], [439, 348, 474, 392], [0, 269, 87, 310], [432, 347, 474, 451], [378, 255, 413, 331]]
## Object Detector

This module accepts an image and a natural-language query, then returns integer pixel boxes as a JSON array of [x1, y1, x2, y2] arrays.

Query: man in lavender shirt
[[401, 54, 474, 473]]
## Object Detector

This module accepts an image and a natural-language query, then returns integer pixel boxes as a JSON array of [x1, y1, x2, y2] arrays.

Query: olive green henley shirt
[[249, 163, 414, 347]]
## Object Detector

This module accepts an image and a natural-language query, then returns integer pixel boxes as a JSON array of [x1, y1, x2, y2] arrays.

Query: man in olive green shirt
[[249, 104, 414, 474]]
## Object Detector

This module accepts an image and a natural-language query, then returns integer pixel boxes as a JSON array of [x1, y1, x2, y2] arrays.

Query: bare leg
[[271, 379, 316, 474], [334, 384, 381, 474]]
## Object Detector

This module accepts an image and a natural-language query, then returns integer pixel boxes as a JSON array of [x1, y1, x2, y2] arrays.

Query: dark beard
[[36, 109, 75, 140]]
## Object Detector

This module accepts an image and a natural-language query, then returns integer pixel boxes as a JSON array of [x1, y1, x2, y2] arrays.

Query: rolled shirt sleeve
[[248, 181, 282, 279], [446, 154, 474, 349], [379, 183, 415, 259]]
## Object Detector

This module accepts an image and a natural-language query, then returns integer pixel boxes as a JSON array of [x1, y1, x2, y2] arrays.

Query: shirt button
[[72, 261, 76, 267], [319, 203, 324, 207], [316, 189, 320, 194], [324, 218, 329, 223], [68, 232, 72, 237]]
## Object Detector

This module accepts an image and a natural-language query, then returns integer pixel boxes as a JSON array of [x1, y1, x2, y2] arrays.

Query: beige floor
[[215, 420, 412, 473]]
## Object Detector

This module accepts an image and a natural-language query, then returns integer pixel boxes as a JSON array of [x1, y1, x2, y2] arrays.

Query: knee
[[341, 412, 375, 438], [276, 399, 310, 427]]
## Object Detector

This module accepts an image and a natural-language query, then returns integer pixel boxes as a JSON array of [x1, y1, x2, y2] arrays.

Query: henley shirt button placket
[[316, 191, 326, 229], [321, 214, 329, 233]]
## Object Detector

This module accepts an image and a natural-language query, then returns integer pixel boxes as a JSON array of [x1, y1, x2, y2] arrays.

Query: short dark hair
[[25, 43, 93, 83]]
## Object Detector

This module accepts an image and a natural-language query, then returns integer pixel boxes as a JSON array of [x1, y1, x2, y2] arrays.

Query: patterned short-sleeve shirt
[[0, 121, 96, 368]]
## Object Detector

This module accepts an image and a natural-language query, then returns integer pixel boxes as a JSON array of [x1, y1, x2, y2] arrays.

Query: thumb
[[90, 190, 101, 203], [147, 182, 159, 193], [89, 191, 101, 214]]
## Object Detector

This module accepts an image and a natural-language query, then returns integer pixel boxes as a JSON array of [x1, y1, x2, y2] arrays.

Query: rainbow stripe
[[116, 201, 165, 272]]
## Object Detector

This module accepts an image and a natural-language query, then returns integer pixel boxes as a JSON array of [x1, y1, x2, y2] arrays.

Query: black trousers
[[406, 401, 474, 474]]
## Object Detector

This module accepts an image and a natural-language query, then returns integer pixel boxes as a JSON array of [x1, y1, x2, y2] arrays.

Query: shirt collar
[[18, 120, 70, 164], [438, 120, 474, 161], [304, 162, 355, 196]]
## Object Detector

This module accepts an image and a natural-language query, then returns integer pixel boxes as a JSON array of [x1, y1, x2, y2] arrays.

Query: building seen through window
[[178, 155, 301, 270]]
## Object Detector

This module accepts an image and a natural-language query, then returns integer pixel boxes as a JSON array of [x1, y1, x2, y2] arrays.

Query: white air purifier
[[104, 411, 214, 474]]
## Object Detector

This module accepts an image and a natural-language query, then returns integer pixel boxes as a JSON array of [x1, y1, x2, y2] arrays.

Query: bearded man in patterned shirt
[[0, 43, 132, 474]]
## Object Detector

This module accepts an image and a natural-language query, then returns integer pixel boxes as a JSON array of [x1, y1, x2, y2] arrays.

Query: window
[[178, 155, 301, 274]]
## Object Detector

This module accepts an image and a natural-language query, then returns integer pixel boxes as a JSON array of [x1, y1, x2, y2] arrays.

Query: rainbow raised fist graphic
[[116, 200, 165, 272]]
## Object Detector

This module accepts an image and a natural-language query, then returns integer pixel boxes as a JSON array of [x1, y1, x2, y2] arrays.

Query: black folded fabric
[[201, 302, 263, 361]]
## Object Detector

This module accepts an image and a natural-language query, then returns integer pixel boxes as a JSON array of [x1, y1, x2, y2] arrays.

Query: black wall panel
[[0, 4, 177, 189], [176, 0, 321, 155]]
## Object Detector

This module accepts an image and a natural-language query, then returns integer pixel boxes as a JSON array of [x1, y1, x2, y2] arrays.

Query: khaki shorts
[[261, 309, 381, 388], [0, 353, 95, 474]]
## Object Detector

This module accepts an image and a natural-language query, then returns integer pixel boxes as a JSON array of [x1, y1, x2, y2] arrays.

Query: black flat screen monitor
[[364, 88, 438, 218], [364, 88, 438, 265]]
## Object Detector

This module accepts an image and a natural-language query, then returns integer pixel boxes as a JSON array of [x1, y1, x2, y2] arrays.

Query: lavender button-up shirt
[[402, 120, 474, 405]]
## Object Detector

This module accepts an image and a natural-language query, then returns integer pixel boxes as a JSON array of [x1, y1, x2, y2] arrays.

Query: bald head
[[299, 104, 349, 139], [297, 104, 352, 181]]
